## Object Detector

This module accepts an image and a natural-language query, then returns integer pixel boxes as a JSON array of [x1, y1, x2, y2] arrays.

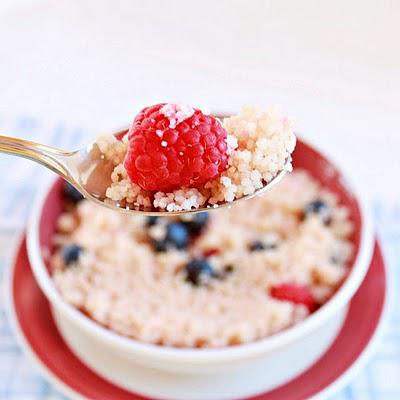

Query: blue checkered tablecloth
[[0, 117, 399, 400]]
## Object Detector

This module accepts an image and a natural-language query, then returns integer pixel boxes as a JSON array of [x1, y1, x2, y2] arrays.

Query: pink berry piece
[[270, 283, 318, 312]]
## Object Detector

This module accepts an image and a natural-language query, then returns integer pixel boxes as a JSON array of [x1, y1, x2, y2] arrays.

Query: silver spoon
[[0, 127, 290, 216]]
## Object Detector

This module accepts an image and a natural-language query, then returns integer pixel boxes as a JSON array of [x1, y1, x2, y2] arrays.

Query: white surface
[[0, 0, 399, 203]]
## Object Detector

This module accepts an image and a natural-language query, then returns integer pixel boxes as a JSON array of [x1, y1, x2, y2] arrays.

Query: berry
[[165, 223, 189, 250], [185, 258, 216, 286], [249, 240, 266, 252], [270, 283, 317, 312], [181, 212, 209, 234], [146, 216, 159, 227], [153, 239, 169, 252], [203, 248, 220, 257], [249, 240, 276, 252], [63, 182, 84, 203], [303, 199, 330, 224], [62, 244, 82, 266], [149, 222, 189, 252], [124, 103, 229, 191]]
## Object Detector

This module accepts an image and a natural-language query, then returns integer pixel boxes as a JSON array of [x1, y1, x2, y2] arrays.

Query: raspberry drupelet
[[124, 103, 229, 192]]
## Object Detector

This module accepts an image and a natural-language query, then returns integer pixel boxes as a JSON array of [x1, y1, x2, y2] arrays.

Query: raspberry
[[270, 283, 317, 312], [123, 103, 229, 191]]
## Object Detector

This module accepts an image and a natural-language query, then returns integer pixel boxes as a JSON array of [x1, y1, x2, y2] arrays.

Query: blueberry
[[249, 240, 276, 252], [182, 213, 210, 234], [153, 239, 169, 252], [63, 182, 84, 203], [330, 255, 341, 264], [249, 241, 266, 251], [304, 199, 331, 224], [185, 258, 216, 286], [146, 216, 159, 227], [166, 223, 189, 250], [62, 244, 82, 266]]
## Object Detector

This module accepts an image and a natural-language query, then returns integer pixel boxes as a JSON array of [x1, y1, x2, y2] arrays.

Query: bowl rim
[[27, 136, 374, 363]]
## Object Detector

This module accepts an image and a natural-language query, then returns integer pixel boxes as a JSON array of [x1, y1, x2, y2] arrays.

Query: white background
[[0, 0, 399, 205]]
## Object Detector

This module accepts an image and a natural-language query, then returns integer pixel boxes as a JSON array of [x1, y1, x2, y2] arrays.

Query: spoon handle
[[0, 135, 72, 178]]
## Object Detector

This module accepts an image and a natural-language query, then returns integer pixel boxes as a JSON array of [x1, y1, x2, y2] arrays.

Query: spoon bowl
[[0, 127, 290, 216]]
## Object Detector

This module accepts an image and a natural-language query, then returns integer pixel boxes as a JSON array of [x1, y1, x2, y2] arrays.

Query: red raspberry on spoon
[[124, 103, 229, 192]]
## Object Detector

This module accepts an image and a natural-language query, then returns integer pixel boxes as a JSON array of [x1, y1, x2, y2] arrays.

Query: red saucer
[[7, 236, 387, 400]]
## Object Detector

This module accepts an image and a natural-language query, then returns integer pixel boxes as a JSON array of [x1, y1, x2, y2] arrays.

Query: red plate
[[7, 236, 387, 400]]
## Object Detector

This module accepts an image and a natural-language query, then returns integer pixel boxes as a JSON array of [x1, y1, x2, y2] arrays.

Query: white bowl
[[27, 139, 374, 400]]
